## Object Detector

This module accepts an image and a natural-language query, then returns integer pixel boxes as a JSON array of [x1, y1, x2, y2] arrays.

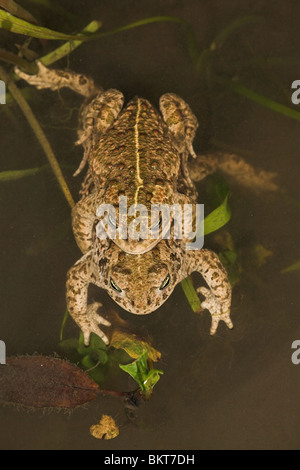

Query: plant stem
[[0, 66, 75, 208]]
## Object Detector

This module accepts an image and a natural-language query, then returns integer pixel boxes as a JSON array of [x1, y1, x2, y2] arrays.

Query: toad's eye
[[108, 213, 118, 228], [159, 273, 171, 290], [110, 277, 122, 292]]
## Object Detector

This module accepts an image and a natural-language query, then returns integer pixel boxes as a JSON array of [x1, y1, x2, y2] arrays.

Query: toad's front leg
[[72, 193, 101, 254], [183, 249, 233, 334], [66, 252, 111, 345]]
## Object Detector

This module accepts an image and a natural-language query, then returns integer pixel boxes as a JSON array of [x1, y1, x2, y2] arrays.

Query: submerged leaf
[[251, 244, 273, 267], [281, 260, 300, 274], [0, 356, 99, 408], [77, 332, 106, 356], [110, 330, 161, 362]]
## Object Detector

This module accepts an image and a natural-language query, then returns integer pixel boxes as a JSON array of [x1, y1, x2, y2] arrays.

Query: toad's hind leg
[[15, 61, 124, 175], [15, 60, 100, 97], [75, 89, 124, 175], [188, 153, 279, 191], [159, 93, 198, 157], [160, 93, 198, 189], [182, 249, 233, 335]]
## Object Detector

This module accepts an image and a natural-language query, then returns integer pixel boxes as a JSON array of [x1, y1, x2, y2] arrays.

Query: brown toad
[[15, 62, 233, 344]]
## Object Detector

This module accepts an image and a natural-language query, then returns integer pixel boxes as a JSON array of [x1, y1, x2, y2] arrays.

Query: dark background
[[0, 0, 300, 449]]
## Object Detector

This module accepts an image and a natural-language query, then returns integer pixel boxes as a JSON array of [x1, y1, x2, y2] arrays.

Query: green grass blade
[[0, 0, 38, 24], [228, 80, 300, 121], [0, 66, 75, 208], [180, 277, 202, 312], [0, 164, 48, 181], [59, 308, 69, 341], [41, 20, 102, 66], [211, 15, 263, 51], [281, 260, 300, 274], [0, 9, 92, 40], [204, 193, 231, 235], [0, 11, 187, 41], [94, 15, 187, 39]]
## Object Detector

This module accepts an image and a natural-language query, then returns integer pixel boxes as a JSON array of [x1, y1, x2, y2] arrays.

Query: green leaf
[[143, 368, 164, 391], [77, 332, 106, 356], [81, 354, 96, 369], [80, 350, 108, 368], [59, 337, 78, 352], [180, 277, 202, 312], [94, 349, 108, 365], [204, 193, 231, 235], [86, 367, 105, 385], [281, 260, 300, 274], [119, 351, 163, 391]]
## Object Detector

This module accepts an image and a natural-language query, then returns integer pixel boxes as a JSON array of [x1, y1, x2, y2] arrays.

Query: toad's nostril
[[131, 300, 135, 306]]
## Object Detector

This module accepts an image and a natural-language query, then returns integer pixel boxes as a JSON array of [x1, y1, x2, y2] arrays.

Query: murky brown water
[[1, 0, 300, 449]]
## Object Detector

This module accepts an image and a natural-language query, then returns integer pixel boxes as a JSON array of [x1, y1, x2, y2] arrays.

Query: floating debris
[[89, 414, 119, 440]]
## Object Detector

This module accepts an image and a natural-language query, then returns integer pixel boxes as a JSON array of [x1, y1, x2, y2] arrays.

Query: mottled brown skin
[[66, 237, 232, 344], [15, 62, 233, 345], [72, 90, 199, 255]]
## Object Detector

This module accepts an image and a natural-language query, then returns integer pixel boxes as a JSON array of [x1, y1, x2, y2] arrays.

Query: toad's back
[[90, 97, 181, 207]]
